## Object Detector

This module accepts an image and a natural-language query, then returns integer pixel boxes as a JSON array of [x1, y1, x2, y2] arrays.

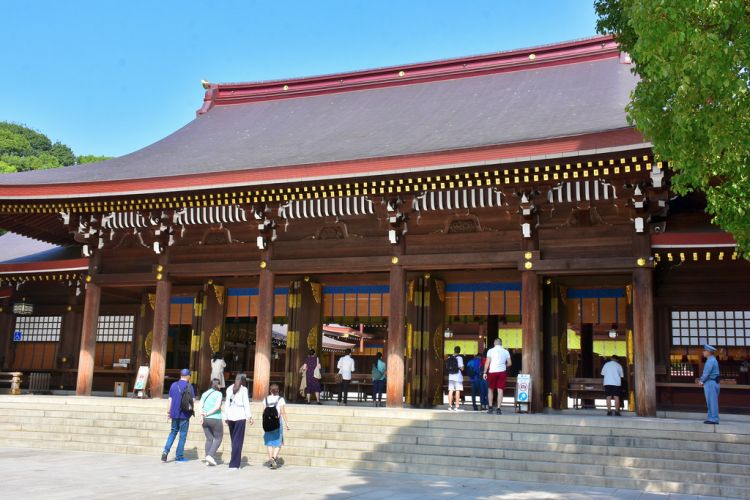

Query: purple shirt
[[168, 380, 195, 419]]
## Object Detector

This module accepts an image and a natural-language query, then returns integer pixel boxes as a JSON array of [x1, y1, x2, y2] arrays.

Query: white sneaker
[[206, 456, 217, 466], [455, 407, 464, 412]]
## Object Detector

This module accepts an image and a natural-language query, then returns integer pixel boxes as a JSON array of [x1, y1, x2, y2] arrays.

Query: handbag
[[313, 360, 322, 380]]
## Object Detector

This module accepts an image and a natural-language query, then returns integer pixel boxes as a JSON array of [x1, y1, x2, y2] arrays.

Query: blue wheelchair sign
[[517, 392, 528, 402], [13, 331, 23, 342]]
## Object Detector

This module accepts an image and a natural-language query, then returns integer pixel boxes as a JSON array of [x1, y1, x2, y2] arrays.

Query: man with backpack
[[467, 349, 489, 411], [446, 346, 464, 411], [161, 368, 195, 463]]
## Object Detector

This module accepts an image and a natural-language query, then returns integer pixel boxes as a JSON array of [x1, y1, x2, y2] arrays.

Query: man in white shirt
[[601, 355, 624, 416], [447, 346, 465, 411], [483, 338, 511, 414], [337, 349, 355, 406]]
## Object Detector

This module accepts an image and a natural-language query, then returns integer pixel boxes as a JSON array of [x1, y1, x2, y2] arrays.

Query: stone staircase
[[0, 395, 749, 498]]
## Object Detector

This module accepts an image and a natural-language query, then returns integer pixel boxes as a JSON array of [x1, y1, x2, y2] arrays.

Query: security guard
[[698, 344, 720, 424]]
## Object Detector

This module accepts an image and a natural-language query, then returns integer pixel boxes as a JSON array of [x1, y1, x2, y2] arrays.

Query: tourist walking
[[301, 349, 323, 404], [468, 349, 488, 411], [210, 353, 226, 394], [337, 348, 355, 406], [483, 338, 511, 414], [699, 344, 721, 424], [161, 368, 195, 463], [262, 383, 290, 469], [371, 352, 386, 407], [446, 346, 465, 411], [223, 373, 253, 469], [199, 378, 223, 466], [601, 355, 624, 416]]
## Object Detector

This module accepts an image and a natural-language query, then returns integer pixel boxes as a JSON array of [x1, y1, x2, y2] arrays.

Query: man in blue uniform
[[698, 344, 720, 425]]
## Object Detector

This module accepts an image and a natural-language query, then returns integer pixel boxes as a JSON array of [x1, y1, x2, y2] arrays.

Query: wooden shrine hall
[[1, 36, 749, 416]]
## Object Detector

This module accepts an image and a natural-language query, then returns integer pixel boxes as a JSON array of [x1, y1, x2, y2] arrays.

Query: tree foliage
[[0, 121, 110, 173], [595, 0, 750, 254]]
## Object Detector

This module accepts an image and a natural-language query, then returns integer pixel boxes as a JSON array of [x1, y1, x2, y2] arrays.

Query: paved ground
[[0, 447, 730, 500]]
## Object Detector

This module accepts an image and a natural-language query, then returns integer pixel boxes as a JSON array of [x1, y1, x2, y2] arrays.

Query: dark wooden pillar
[[521, 270, 543, 412], [0, 304, 13, 371], [386, 261, 406, 408], [197, 282, 225, 392], [252, 261, 275, 401], [75, 282, 101, 396], [57, 293, 82, 390], [148, 276, 172, 398], [283, 278, 323, 401], [633, 266, 656, 416], [542, 281, 568, 409], [406, 276, 445, 408], [134, 293, 154, 370]]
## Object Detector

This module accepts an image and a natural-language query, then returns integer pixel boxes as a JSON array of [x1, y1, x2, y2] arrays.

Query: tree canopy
[[0, 121, 111, 173], [595, 0, 750, 255]]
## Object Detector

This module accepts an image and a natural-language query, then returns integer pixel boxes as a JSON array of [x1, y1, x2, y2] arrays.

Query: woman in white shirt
[[210, 353, 226, 393], [223, 373, 252, 469], [262, 383, 290, 469]]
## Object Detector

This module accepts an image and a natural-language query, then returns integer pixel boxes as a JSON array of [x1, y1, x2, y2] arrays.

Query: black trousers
[[227, 419, 246, 468], [338, 379, 351, 403]]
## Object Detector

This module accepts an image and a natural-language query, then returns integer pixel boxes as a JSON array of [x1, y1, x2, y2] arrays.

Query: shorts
[[604, 385, 621, 397], [487, 371, 507, 391], [448, 380, 464, 391]]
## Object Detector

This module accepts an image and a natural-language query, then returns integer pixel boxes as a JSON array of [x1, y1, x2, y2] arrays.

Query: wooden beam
[[252, 254, 275, 401], [386, 261, 406, 408], [526, 257, 637, 274], [148, 274, 172, 398], [93, 273, 155, 287], [75, 282, 101, 396], [632, 267, 657, 416], [521, 270, 543, 412]]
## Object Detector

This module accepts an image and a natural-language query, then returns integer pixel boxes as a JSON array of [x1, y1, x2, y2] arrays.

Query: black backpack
[[446, 355, 460, 375], [262, 397, 281, 432], [179, 383, 194, 417]]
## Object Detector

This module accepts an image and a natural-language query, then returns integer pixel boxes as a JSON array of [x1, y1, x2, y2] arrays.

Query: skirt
[[263, 418, 284, 447]]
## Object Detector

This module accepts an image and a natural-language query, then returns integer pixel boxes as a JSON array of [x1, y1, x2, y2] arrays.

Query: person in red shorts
[[483, 338, 511, 414]]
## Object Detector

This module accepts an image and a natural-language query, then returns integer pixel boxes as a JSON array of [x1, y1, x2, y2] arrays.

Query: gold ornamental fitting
[[637, 258, 646, 267], [0, 307, 3, 313], [524, 251, 533, 260], [528, 53, 536, 60], [424, 273, 430, 279], [66, 305, 73, 312], [260, 261, 267, 269], [155, 273, 163, 280], [391, 256, 399, 265], [156, 265, 164, 272], [304, 276, 310, 282], [524, 261, 533, 270], [207, 279, 213, 285], [85, 275, 92, 283]]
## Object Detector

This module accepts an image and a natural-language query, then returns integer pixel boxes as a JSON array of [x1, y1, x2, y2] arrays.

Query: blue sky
[[2, 1, 598, 157]]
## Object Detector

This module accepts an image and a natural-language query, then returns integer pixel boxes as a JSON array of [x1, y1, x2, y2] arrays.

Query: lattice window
[[671, 310, 750, 347], [14, 316, 62, 342], [96, 315, 135, 342]]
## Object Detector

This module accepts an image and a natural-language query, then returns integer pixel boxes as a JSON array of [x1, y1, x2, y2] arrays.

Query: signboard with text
[[515, 373, 532, 413]]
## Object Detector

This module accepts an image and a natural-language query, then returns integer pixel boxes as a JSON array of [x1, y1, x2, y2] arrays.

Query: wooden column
[[75, 282, 101, 396], [632, 266, 656, 416], [134, 293, 154, 370], [406, 276, 445, 408], [386, 262, 406, 408], [283, 278, 323, 401], [521, 270, 543, 412], [57, 293, 82, 390], [148, 276, 172, 398], [198, 282, 225, 392], [252, 262, 275, 401], [0, 304, 13, 371]]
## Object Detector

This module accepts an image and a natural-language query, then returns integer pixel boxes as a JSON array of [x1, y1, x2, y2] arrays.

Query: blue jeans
[[703, 380, 720, 423], [471, 378, 488, 407], [372, 379, 385, 402], [163, 418, 190, 459]]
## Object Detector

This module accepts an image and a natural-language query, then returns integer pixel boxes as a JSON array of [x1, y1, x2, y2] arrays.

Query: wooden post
[[148, 276, 172, 398], [252, 263, 275, 401], [283, 279, 323, 401], [521, 270, 542, 412], [198, 282, 225, 392], [75, 282, 101, 396], [0, 305, 14, 371], [632, 266, 657, 416], [386, 262, 406, 408]]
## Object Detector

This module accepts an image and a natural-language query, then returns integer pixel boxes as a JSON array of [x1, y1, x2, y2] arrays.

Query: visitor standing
[[210, 353, 226, 394], [483, 338, 511, 414], [223, 373, 253, 469], [262, 383, 290, 469], [200, 378, 224, 465], [601, 355, 624, 416], [467, 349, 488, 411], [337, 348, 355, 406], [699, 344, 721, 424], [371, 352, 386, 407], [301, 349, 323, 404], [447, 346, 465, 411], [161, 368, 195, 463]]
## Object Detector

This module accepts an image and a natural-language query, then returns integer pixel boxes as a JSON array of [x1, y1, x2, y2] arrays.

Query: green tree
[[595, 0, 750, 254], [77, 154, 112, 164]]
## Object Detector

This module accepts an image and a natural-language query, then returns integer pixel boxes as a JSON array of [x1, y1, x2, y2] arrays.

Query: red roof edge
[[198, 35, 618, 113], [651, 232, 737, 248], [0, 258, 90, 275]]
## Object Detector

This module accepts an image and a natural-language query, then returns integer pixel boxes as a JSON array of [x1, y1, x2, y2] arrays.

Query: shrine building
[[1, 35, 748, 415]]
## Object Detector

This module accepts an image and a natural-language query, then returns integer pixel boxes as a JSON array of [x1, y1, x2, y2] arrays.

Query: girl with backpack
[[223, 373, 253, 470], [262, 383, 290, 469], [200, 378, 224, 466]]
